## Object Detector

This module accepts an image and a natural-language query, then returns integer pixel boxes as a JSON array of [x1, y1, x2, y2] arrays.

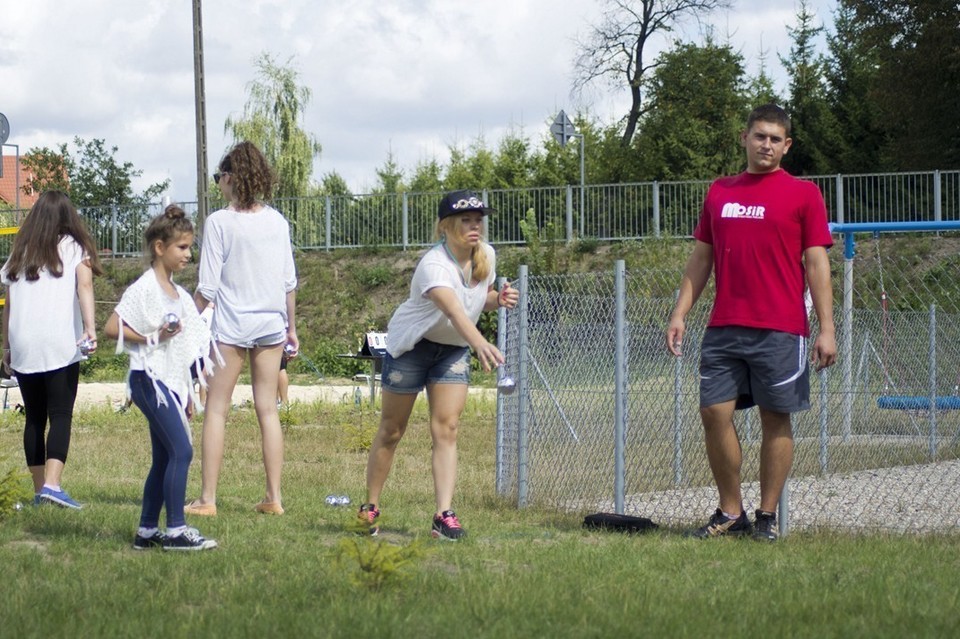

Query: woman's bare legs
[[426, 383, 468, 514], [365, 389, 418, 507], [29, 465, 44, 494], [192, 344, 245, 507], [249, 344, 285, 505]]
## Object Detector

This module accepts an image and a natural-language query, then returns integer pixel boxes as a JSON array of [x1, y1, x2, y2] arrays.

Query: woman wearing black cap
[[358, 190, 518, 540]]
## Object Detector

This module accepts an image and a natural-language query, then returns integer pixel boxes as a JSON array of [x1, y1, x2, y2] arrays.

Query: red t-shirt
[[693, 169, 833, 336]]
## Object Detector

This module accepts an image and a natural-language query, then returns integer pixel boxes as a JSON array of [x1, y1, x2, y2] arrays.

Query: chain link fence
[[496, 235, 960, 534]]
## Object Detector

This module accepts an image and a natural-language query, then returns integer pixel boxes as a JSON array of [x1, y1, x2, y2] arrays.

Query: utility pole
[[192, 0, 209, 231]]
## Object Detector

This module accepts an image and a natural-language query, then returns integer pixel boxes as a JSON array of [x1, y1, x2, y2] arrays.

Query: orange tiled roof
[[0, 155, 38, 211]]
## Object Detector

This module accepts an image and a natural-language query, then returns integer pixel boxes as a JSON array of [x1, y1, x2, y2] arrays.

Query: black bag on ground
[[583, 512, 658, 533]]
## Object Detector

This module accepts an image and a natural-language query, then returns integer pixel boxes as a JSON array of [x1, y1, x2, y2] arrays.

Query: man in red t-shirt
[[666, 104, 837, 541]]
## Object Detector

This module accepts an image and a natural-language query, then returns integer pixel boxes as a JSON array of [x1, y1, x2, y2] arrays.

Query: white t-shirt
[[196, 205, 298, 345], [1, 236, 86, 374], [386, 242, 496, 357]]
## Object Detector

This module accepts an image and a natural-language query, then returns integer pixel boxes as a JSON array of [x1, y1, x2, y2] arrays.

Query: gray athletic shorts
[[699, 326, 810, 413]]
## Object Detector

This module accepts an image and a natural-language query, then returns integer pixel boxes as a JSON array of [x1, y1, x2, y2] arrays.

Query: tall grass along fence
[[2, 170, 958, 257], [495, 223, 960, 536]]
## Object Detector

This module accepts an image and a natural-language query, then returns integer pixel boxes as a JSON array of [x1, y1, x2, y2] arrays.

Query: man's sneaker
[[753, 510, 779, 542], [687, 508, 753, 538], [357, 503, 380, 536], [38, 486, 82, 510], [162, 527, 218, 551], [432, 510, 466, 540], [133, 530, 166, 550]]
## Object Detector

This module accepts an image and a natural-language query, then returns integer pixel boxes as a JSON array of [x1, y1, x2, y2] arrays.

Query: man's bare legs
[[757, 408, 793, 513], [701, 401, 793, 515], [700, 399, 744, 515]]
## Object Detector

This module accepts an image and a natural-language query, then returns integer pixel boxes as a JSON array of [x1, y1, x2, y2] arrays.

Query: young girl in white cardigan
[[105, 205, 218, 551]]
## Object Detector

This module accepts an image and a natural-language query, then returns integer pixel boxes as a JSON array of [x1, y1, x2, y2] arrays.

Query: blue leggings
[[129, 371, 193, 529]]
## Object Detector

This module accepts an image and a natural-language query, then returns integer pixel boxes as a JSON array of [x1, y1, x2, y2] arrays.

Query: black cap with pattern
[[437, 190, 496, 220]]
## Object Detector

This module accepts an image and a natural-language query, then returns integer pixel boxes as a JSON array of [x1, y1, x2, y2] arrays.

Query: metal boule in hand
[[78, 338, 94, 357], [163, 313, 180, 333], [497, 367, 516, 395]]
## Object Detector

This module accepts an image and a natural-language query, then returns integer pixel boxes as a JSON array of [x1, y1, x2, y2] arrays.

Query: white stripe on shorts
[[772, 334, 807, 387]]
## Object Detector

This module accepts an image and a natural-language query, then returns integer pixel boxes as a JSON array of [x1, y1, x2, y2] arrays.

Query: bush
[[334, 536, 430, 590], [0, 464, 30, 520], [354, 264, 393, 287], [573, 237, 600, 254]]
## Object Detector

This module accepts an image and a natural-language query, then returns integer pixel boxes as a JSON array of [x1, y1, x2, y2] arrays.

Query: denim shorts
[[381, 339, 471, 395], [224, 331, 286, 349]]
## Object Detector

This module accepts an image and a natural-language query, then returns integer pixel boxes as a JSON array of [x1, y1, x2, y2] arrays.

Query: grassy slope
[[86, 233, 960, 382], [85, 239, 698, 381]]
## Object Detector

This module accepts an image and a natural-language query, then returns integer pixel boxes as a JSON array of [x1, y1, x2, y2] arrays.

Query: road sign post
[[0, 112, 8, 179], [551, 111, 585, 239]]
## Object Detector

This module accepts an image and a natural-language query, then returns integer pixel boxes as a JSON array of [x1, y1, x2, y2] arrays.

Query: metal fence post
[[111, 204, 118, 255], [673, 288, 683, 486], [565, 185, 573, 243], [934, 170, 942, 223], [819, 368, 829, 474], [929, 304, 937, 460], [324, 195, 332, 252], [842, 232, 854, 440], [779, 481, 790, 538], [495, 276, 507, 496], [835, 174, 844, 224], [652, 180, 661, 239], [614, 260, 626, 514], [402, 192, 409, 250], [516, 265, 530, 507]]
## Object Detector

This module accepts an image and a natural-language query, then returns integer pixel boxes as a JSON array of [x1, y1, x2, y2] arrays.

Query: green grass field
[[2, 394, 959, 638]]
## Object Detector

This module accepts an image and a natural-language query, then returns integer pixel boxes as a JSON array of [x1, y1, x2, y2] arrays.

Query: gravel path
[[2, 381, 363, 409], [575, 460, 960, 534]]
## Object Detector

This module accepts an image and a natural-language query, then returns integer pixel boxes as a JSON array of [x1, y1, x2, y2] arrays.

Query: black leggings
[[17, 362, 80, 467]]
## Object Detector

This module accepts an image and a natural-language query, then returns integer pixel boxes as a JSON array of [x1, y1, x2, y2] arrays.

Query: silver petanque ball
[[324, 494, 339, 506], [284, 343, 297, 356], [336, 495, 352, 506], [13, 501, 23, 511], [498, 375, 517, 395], [163, 312, 181, 332], [78, 338, 94, 357]]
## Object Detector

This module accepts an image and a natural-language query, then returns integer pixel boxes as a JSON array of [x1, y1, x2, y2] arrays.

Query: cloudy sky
[[0, 0, 835, 202]]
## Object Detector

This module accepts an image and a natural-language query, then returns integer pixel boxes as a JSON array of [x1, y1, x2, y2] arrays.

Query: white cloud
[[0, 0, 836, 202]]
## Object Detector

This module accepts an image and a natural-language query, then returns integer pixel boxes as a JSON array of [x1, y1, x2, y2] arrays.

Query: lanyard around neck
[[441, 241, 472, 286]]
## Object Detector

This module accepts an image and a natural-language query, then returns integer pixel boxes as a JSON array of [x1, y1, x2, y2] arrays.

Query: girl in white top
[[1, 190, 102, 509], [105, 205, 217, 551], [185, 141, 298, 517], [358, 190, 519, 540]]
